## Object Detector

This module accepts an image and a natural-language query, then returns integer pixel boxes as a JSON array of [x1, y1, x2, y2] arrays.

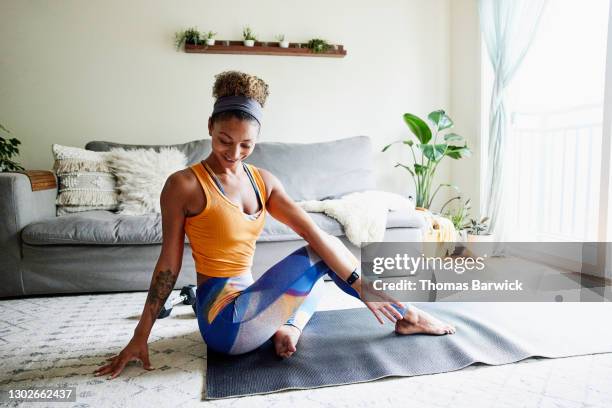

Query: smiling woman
[[94, 70, 455, 380]]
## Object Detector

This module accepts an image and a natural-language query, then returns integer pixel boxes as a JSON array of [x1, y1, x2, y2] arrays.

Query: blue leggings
[[195, 242, 408, 355]]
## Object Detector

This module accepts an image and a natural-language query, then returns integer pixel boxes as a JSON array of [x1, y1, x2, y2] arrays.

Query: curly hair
[[212, 71, 269, 107]]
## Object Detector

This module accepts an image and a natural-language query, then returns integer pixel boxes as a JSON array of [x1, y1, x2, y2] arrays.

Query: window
[[482, 0, 610, 242]]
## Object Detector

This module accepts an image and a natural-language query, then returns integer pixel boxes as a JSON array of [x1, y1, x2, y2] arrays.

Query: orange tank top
[[184, 162, 267, 277]]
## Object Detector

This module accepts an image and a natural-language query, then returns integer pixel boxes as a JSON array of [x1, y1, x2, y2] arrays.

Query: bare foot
[[273, 325, 301, 358], [395, 306, 456, 335]]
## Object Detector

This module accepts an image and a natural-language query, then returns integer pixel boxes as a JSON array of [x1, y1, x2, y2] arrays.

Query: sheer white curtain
[[478, 0, 548, 240]]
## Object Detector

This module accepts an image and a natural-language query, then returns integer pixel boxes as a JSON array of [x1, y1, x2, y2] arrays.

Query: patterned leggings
[[195, 241, 408, 355]]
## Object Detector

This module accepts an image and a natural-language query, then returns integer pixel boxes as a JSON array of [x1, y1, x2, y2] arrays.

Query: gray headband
[[212, 95, 263, 126]]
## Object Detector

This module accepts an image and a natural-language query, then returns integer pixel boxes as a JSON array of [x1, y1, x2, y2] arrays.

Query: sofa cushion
[[85, 139, 211, 166], [21, 210, 424, 246], [245, 136, 375, 201], [86, 136, 375, 201], [22, 211, 162, 245], [256, 210, 427, 242]]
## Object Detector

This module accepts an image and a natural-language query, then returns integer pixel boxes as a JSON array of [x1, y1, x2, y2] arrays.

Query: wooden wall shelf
[[184, 41, 347, 58]]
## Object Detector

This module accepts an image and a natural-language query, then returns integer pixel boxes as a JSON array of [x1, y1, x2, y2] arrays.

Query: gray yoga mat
[[205, 302, 612, 399]]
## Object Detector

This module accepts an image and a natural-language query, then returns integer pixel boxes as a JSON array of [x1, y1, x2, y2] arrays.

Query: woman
[[94, 71, 455, 379]]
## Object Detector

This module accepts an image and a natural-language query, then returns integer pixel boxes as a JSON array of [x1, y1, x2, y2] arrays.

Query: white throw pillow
[[52, 144, 119, 215], [107, 147, 187, 215]]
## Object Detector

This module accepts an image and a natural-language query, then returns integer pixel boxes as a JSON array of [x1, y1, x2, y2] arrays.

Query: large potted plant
[[0, 123, 25, 172], [382, 110, 471, 210]]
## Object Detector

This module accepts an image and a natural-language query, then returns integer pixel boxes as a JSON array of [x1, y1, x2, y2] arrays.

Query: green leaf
[[445, 145, 472, 159], [443, 132, 463, 142], [438, 183, 460, 193], [419, 144, 446, 161], [0, 134, 23, 171], [0, 124, 9, 133], [174, 31, 186, 50], [428, 110, 453, 131], [414, 163, 428, 175], [394, 163, 415, 177], [381, 142, 395, 152], [382, 139, 412, 152], [403, 113, 432, 144]]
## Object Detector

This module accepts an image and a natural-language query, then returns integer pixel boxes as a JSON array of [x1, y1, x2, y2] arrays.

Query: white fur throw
[[107, 148, 187, 215], [297, 191, 416, 247], [52, 144, 119, 215]]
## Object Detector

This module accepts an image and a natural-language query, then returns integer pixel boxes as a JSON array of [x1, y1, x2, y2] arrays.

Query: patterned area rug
[[1, 284, 612, 407]]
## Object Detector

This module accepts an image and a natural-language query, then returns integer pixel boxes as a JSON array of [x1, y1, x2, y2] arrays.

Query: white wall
[[0, 0, 453, 195], [449, 0, 482, 213]]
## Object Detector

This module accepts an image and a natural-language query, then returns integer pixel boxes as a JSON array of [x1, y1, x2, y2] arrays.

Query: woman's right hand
[[93, 336, 154, 379]]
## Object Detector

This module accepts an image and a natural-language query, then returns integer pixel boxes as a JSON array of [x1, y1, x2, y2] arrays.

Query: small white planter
[[467, 233, 494, 243], [205, 38, 215, 46], [279, 40, 289, 48], [466, 233, 494, 257], [243, 39, 255, 47]]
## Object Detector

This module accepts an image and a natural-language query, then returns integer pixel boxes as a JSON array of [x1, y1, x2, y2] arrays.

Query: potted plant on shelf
[[243, 26, 257, 47], [382, 110, 472, 210], [0, 123, 25, 172], [307, 38, 331, 53], [174, 27, 202, 50], [276, 34, 289, 48], [204, 31, 217, 46]]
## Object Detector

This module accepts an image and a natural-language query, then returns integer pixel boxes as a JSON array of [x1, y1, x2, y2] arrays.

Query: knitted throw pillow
[[52, 144, 119, 215]]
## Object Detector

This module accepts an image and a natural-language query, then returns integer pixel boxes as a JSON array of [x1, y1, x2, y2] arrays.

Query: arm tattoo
[[145, 269, 176, 320]]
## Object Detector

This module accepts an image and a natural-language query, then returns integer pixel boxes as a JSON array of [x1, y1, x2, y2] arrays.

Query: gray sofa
[[0, 136, 424, 298]]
